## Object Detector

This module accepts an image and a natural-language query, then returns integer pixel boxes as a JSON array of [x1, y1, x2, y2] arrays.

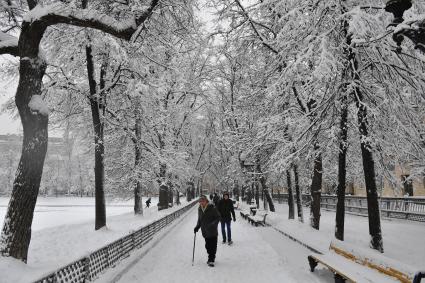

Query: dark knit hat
[[199, 195, 209, 202], [223, 191, 230, 197]]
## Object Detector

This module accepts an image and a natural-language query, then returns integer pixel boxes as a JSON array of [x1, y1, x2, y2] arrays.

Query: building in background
[[0, 134, 93, 196]]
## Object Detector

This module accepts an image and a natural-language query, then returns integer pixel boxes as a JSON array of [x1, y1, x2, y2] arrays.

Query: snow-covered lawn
[[266, 202, 425, 270], [0, 196, 187, 283], [0, 196, 158, 231]]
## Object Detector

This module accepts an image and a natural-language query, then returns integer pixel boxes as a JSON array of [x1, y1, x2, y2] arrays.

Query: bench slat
[[309, 253, 400, 283]]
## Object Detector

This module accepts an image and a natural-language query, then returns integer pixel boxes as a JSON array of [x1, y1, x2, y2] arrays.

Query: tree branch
[[26, 0, 159, 41], [233, 0, 278, 54], [0, 31, 19, 56]]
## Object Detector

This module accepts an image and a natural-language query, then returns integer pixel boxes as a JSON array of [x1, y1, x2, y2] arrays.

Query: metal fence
[[272, 193, 425, 222], [34, 200, 198, 283]]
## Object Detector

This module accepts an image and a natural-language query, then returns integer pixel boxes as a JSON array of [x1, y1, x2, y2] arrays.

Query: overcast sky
[[0, 80, 21, 135]]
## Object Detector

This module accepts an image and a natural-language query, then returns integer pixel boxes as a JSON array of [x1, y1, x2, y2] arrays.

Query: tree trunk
[[335, 95, 348, 241], [86, 46, 106, 230], [175, 189, 181, 205], [258, 176, 275, 212], [356, 93, 384, 252], [255, 181, 260, 209], [286, 169, 295, 219], [157, 163, 168, 210], [310, 145, 322, 230], [134, 101, 143, 215], [0, 29, 48, 261], [346, 22, 384, 251], [293, 164, 304, 223]]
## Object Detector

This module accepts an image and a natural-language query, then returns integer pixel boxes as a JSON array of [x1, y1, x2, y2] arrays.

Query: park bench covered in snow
[[308, 240, 420, 283], [247, 211, 268, 227], [240, 206, 268, 226], [240, 210, 249, 220]]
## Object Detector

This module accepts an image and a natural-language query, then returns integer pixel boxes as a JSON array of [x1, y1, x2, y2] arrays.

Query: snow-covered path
[[98, 207, 335, 283]]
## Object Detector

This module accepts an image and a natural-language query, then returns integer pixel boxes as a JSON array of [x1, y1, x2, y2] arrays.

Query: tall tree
[[0, 0, 159, 261]]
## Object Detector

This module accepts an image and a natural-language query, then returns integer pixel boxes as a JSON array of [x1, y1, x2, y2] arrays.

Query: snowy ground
[[267, 202, 425, 270], [0, 196, 158, 231], [1, 199, 423, 283], [97, 206, 335, 283], [0, 197, 188, 283], [96, 205, 403, 283]]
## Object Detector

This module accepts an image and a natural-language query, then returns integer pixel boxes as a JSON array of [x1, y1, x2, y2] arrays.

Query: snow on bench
[[308, 240, 419, 283], [247, 212, 268, 227], [240, 210, 250, 220]]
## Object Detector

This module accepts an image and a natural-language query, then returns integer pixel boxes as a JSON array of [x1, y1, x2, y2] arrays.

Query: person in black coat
[[217, 192, 236, 244], [212, 192, 220, 206], [194, 195, 220, 267], [145, 197, 151, 208]]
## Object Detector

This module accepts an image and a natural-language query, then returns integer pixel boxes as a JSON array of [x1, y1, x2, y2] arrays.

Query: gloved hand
[[194, 226, 199, 233], [233, 217, 236, 222]]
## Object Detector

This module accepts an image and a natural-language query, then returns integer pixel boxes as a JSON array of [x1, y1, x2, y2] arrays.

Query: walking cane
[[192, 232, 196, 266]]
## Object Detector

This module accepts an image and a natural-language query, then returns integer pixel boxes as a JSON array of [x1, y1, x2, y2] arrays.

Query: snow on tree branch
[[23, 0, 159, 41], [0, 31, 19, 56]]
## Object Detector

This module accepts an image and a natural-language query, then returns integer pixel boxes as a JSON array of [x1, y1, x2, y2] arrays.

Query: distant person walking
[[145, 197, 151, 208], [194, 195, 220, 267], [212, 192, 220, 207], [217, 192, 236, 245]]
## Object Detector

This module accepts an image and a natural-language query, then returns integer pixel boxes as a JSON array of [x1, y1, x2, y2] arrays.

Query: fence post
[[84, 256, 91, 282]]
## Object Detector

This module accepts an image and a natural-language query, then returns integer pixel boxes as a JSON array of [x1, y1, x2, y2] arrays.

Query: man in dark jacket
[[194, 195, 220, 267], [217, 192, 236, 245], [145, 197, 151, 208], [212, 192, 220, 206]]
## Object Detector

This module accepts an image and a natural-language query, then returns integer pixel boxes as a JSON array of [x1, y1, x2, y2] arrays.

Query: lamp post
[[385, 0, 425, 52]]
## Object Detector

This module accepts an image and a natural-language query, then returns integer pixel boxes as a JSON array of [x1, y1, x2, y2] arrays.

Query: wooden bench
[[249, 206, 257, 215], [247, 213, 268, 227], [413, 271, 425, 283], [308, 241, 418, 283], [240, 210, 249, 220]]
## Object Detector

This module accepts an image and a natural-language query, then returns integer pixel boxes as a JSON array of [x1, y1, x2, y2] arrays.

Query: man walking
[[212, 192, 220, 207], [194, 195, 220, 267], [217, 192, 236, 245]]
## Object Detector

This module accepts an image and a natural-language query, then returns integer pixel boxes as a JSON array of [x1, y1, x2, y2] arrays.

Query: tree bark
[[255, 181, 260, 209], [86, 45, 107, 230], [335, 95, 348, 241], [258, 175, 275, 212], [286, 169, 295, 219], [0, 23, 48, 261], [293, 164, 304, 223], [356, 93, 384, 252], [134, 100, 143, 215], [335, 0, 350, 242], [310, 145, 322, 230], [158, 163, 168, 210], [255, 161, 275, 212], [346, 24, 384, 251]]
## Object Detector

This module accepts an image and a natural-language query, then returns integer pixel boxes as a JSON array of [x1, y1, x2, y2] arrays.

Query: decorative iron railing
[[34, 200, 197, 283], [272, 193, 425, 222]]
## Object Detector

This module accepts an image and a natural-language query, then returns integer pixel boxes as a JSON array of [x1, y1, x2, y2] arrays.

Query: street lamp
[[385, 0, 425, 52]]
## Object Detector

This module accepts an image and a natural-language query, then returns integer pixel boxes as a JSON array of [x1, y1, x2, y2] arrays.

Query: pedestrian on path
[[194, 195, 220, 267], [145, 197, 151, 208], [213, 192, 220, 207], [217, 192, 236, 245]]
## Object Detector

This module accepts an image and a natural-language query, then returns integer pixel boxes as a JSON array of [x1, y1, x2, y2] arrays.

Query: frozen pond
[[0, 196, 158, 231]]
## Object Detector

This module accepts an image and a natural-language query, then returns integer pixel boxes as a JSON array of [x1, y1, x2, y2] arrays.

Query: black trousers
[[204, 236, 217, 262]]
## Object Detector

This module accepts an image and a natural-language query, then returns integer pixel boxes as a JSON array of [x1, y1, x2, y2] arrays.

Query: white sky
[[0, 81, 21, 135]]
